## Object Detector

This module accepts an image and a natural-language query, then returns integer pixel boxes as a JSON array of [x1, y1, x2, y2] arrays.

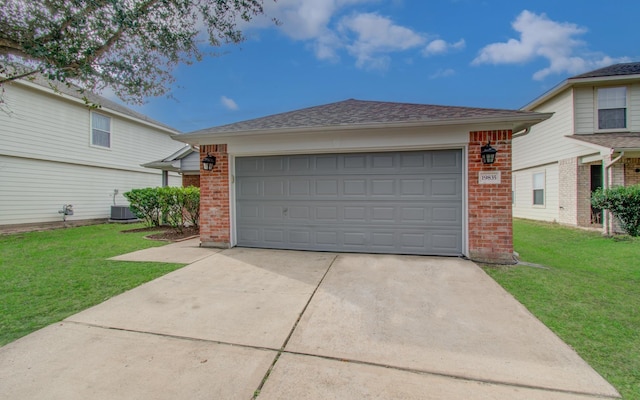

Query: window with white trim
[[532, 172, 545, 206], [597, 87, 626, 130], [91, 112, 111, 148]]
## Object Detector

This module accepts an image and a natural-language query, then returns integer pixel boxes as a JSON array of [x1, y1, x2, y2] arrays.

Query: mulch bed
[[121, 226, 199, 242]]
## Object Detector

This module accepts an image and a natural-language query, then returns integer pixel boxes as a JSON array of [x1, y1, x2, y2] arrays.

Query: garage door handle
[[283, 208, 288, 216]]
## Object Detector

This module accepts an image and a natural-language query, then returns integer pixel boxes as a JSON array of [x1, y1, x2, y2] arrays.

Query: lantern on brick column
[[481, 141, 497, 165], [202, 153, 216, 171]]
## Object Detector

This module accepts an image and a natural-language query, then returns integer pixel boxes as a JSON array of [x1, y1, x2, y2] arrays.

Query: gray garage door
[[235, 150, 463, 255]]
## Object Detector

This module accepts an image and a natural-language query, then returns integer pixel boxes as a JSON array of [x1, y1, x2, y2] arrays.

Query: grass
[[484, 219, 640, 399], [0, 223, 184, 347]]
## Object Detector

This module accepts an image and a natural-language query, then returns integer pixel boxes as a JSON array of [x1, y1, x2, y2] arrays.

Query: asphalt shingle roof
[[186, 99, 545, 135], [570, 62, 640, 79], [568, 133, 640, 150]]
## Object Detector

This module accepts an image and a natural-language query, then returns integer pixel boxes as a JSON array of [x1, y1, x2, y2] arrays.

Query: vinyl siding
[[0, 155, 181, 225], [1, 81, 182, 172], [630, 83, 640, 131], [180, 151, 201, 173], [512, 164, 559, 222], [514, 89, 590, 170], [0, 80, 184, 226], [574, 87, 595, 134], [575, 83, 640, 133]]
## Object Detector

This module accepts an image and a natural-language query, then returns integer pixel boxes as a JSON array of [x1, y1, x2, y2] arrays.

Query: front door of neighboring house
[[590, 165, 603, 224]]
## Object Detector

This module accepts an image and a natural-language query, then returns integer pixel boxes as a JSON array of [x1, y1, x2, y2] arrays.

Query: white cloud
[[244, 1, 468, 70], [473, 10, 628, 80], [338, 13, 425, 70], [220, 96, 238, 110], [429, 68, 456, 79], [423, 38, 465, 56]]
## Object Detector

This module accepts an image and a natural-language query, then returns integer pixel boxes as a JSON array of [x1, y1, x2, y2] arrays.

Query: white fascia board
[[580, 153, 605, 164]]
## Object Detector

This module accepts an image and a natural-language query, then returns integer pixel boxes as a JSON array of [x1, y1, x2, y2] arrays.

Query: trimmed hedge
[[124, 186, 199, 231], [592, 184, 640, 237]]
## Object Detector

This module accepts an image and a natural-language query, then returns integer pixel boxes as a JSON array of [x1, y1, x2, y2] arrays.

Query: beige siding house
[[0, 76, 183, 228], [513, 62, 640, 233]]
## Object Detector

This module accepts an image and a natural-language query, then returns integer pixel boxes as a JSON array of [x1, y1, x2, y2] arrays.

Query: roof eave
[[565, 136, 640, 155], [173, 113, 552, 145], [523, 74, 640, 111]]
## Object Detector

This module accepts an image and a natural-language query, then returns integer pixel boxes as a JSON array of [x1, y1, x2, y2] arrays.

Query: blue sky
[[128, 0, 639, 133]]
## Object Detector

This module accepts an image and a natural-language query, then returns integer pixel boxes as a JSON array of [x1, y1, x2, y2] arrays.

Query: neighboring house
[[141, 145, 201, 187], [513, 62, 640, 234], [176, 99, 550, 263], [0, 75, 184, 229]]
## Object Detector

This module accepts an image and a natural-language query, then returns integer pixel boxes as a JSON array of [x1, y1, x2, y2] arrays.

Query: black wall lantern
[[202, 153, 216, 171], [480, 141, 497, 165]]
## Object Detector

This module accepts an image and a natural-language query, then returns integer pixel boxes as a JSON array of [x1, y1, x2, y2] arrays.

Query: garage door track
[[0, 247, 620, 399]]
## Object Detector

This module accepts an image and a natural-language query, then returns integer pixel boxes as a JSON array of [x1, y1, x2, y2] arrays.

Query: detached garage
[[176, 99, 550, 263]]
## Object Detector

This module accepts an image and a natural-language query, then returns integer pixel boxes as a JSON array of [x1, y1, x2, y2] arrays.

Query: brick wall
[[558, 158, 578, 225], [182, 174, 200, 188], [468, 130, 514, 264], [624, 158, 640, 186], [199, 144, 230, 248], [576, 162, 593, 227]]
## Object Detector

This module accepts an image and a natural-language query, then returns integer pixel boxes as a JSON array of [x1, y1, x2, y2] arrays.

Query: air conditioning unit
[[110, 205, 137, 221]]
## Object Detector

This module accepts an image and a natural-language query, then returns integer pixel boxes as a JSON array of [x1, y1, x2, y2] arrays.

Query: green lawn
[[0, 223, 184, 347], [485, 219, 640, 399]]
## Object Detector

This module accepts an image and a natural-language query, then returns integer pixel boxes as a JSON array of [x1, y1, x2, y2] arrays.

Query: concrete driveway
[[0, 245, 619, 399]]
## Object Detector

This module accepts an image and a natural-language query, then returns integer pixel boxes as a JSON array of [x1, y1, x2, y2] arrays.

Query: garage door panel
[[237, 201, 460, 227], [236, 225, 462, 255], [235, 151, 463, 256]]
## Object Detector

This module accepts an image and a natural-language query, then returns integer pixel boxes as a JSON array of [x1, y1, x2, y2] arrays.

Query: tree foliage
[[0, 0, 272, 104], [591, 184, 640, 237]]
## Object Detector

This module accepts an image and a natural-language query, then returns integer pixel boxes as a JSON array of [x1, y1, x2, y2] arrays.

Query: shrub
[[182, 186, 200, 228], [591, 184, 640, 237], [123, 188, 161, 227], [124, 186, 200, 231]]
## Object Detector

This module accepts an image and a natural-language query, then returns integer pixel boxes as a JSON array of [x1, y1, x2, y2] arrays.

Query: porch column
[[199, 144, 231, 248], [468, 130, 514, 264]]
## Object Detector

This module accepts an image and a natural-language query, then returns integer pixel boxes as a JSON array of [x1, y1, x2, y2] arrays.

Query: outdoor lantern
[[480, 141, 497, 165], [202, 153, 216, 171]]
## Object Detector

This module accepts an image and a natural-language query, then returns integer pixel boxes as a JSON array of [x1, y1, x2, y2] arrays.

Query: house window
[[533, 172, 545, 206], [91, 112, 111, 148], [597, 87, 626, 130]]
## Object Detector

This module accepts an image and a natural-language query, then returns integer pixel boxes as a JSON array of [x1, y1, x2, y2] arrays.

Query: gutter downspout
[[512, 127, 531, 138], [602, 151, 624, 236]]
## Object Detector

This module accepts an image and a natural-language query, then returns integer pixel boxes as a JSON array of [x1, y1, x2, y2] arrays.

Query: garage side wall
[[200, 144, 231, 248], [468, 130, 514, 264]]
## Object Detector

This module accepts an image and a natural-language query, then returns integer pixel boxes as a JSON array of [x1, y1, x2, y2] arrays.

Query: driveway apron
[[0, 248, 619, 399]]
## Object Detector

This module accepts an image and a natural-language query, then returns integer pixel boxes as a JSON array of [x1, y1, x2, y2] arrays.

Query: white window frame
[[596, 86, 628, 131], [91, 112, 111, 148], [532, 172, 545, 207]]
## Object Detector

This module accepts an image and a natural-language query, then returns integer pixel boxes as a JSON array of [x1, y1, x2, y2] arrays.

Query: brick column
[[468, 130, 514, 264], [199, 144, 230, 248]]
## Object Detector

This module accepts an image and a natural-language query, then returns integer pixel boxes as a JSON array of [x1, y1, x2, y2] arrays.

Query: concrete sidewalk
[[0, 247, 620, 399]]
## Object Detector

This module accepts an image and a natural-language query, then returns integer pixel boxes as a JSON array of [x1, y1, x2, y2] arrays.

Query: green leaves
[[592, 184, 640, 236], [1, 0, 272, 104], [124, 186, 200, 231]]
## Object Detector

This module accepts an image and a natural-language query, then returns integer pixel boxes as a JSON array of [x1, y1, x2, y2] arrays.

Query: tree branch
[[0, 68, 41, 84]]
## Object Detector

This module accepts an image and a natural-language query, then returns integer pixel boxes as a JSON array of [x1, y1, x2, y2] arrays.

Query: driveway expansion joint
[[61, 320, 282, 353], [273, 349, 621, 400], [251, 253, 340, 399]]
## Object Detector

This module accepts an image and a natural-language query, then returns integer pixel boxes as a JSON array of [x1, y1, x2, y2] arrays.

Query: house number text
[[478, 171, 501, 184]]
